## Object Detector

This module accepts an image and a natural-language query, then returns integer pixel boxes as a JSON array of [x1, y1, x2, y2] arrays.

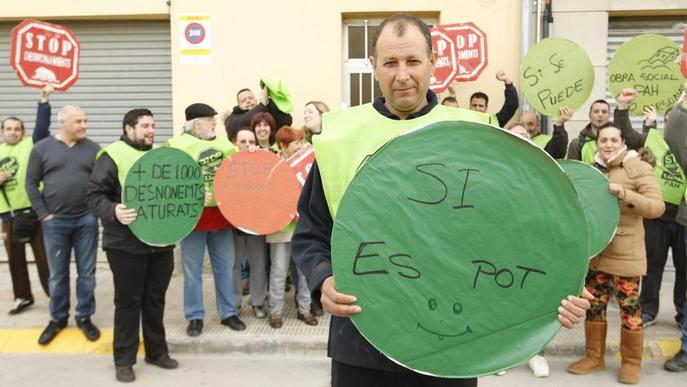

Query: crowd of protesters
[[1, 13, 686, 385]]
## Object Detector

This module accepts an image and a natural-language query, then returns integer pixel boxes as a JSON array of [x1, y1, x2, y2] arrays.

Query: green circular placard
[[331, 121, 589, 377], [608, 34, 684, 114], [520, 37, 595, 117], [123, 147, 205, 246], [558, 160, 619, 258]]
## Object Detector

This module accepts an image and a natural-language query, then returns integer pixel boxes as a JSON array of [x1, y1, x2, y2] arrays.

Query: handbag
[[10, 209, 38, 243]]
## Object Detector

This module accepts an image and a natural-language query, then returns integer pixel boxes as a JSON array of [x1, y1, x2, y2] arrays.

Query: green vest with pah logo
[[643, 129, 686, 205], [96, 141, 148, 186], [165, 133, 237, 207], [314, 104, 493, 218], [0, 137, 34, 213]]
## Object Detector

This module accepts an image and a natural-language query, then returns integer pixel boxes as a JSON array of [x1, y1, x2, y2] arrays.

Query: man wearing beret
[[166, 103, 245, 336]]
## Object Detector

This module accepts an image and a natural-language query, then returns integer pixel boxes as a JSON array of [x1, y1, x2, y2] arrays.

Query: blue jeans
[[181, 228, 237, 320], [42, 213, 98, 322]]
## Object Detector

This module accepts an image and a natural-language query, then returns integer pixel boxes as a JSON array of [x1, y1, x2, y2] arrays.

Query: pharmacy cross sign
[[10, 19, 81, 91]]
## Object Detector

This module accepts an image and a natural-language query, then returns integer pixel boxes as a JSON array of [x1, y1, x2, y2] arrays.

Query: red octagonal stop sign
[[442, 22, 488, 82], [430, 27, 457, 93], [10, 19, 81, 91]]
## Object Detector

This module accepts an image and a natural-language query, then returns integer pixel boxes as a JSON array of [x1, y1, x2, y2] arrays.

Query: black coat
[[224, 100, 293, 139]]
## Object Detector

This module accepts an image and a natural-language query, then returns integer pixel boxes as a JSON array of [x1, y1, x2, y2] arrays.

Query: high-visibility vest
[[531, 133, 552, 149], [314, 103, 492, 218], [96, 140, 147, 186], [643, 128, 687, 205], [580, 136, 597, 165], [0, 137, 33, 212]]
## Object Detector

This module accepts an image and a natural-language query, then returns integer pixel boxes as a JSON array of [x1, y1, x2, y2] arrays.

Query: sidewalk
[[0, 259, 682, 359]]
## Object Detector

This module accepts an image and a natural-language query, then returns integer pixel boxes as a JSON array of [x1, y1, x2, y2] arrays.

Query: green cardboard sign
[[520, 37, 595, 116], [123, 147, 205, 246], [608, 34, 684, 114], [331, 121, 589, 377], [558, 160, 619, 258]]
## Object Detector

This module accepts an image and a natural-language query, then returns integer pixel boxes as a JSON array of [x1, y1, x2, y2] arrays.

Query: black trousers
[[331, 361, 478, 387], [2, 219, 50, 300], [106, 249, 174, 366], [640, 218, 686, 319]]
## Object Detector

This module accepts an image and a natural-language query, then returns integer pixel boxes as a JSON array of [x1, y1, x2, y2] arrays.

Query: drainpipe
[[521, 0, 533, 113], [539, 0, 554, 133]]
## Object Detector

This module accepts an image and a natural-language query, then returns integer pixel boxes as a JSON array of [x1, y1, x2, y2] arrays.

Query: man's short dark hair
[[122, 108, 153, 134], [236, 88, 252, 103], [441, 96, 458, 106], [470, 92, 489, 105], [589, 99, 610, 113], [1, 116, 25, 132], [372, 13, 432, 59]]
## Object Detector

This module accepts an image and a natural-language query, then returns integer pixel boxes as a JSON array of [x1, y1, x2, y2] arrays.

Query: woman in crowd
[[568, 125, 664, 384], [267, 126, 317, 329], [250, 112, 277, 152], [302, 101, 329, 143]]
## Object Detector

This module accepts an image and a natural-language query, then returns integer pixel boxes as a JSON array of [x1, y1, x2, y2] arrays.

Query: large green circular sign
[[520, 37, 595, 116], [558, 160, 619, 258], [331, 121, 589, 377], [608, 34, 684, 114], [123, 147, 205, 246]]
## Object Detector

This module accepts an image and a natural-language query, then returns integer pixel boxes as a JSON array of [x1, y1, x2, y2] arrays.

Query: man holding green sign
[[87, 109, 178, 383], [292, 13, 592, 386]]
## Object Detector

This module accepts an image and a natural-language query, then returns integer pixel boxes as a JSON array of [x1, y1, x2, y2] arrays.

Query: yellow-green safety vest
[[0, 137, 34, 213], [581, 137, 597, 165], [314, 103, 492, 218], [165, 133, 237, 207], [531, 134, 552, 149], [643, 129, 687, 205], [96, 141, 147, 186]]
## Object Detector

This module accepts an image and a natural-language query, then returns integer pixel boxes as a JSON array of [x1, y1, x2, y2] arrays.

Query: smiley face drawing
[[332, 121, 591, 378], [417, 298, 472, 341]]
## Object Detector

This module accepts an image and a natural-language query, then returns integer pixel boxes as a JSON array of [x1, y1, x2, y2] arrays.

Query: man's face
[[234, 129, 256, 151], [370, 24, 436, 118], [1, 119, 24, 145], [521, 111, 540, 136], [589, 102, 610, 129], [126, 115, 155, 147], [194, 116, 217, 140], [470, 98, 487, 113], [509, 125, 530, 140], [60, 108, 88, 141], [237, 90, 256, 111]]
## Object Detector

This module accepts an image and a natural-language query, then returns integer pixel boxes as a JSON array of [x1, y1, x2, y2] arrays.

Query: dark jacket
[[86, 136, 174, 255], [292, 91, 438, 372], [224, 100, 293, 139], [541, 123, 568, 159], [495, 83, 519, 127], [664, 102, 687, 227], [567, 108, 635, 161]]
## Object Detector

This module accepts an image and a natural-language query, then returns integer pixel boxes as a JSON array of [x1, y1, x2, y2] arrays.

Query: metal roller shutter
[[606, 16, 685, 130], [0, 20, 173, 145]]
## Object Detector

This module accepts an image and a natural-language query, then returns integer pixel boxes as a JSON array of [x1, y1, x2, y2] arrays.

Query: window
[[342, 17, 437, 107]]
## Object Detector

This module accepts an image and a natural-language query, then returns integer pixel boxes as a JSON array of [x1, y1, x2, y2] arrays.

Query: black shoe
[[310, 302, 324, 317], [145, 354, 179, 369], [186, 319, 203, 337], [37, 320, 67, 345], [676, 314, 685, 330], [221, 315, 246, 331], [9, 298, 34, 315], [76, 318, 101, 341], [665, 350, 687, 372], [115, 365, 135, 383]]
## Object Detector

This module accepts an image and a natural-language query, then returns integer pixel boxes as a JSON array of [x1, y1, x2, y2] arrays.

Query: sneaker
[[495, 371, 507, 376], [115, 365, 135, 383], [221, 315, 246, 331], [145, 354, 179, 369], [9, 298, 34, 315], [37, 320, 68, 345], [642, 313, 656, 328], [76, 318, 101, 341], [252, 305, 266, 319], [186, 319, 203, 337], [528, 354, 550, 377], [664, 350, 687, 372]]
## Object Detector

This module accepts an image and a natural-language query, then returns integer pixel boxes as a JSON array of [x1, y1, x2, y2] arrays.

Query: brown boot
[[567, 321, 607, 374], [619, 328, 643, 384]]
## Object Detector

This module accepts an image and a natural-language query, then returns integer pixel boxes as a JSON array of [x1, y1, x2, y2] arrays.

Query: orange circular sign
[[214, 151, 300, 235]]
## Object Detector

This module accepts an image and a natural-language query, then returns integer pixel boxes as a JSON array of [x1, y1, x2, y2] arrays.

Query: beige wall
[[552, 0, 687, 138], [2, 0, 523, 136]]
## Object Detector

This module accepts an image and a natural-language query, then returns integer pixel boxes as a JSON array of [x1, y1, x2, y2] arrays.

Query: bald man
[[521, 107, 571, 158]]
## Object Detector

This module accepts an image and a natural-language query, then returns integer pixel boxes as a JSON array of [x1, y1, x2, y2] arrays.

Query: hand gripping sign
[[331, 121, 589, 377], [214, 150, 300, 235], [608, 34, 684, 114], [558, 160, 620, 258], [520, 38, 595, 117], [10, 19, 80, 91], [123, 147, 205, 246]]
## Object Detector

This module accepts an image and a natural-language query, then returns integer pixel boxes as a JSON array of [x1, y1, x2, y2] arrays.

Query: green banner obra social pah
[[558, 160, 619, 258], [331, 121, 589, 377], [123, 147, 205, 246], [608, 34, 684, 114]]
